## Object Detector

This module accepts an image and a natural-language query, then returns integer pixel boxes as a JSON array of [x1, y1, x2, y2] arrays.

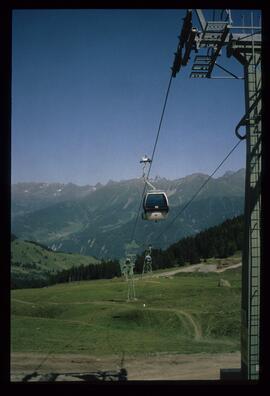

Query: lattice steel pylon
[[120, 259, 128, 281], [142, 245, 153, 276], [228, 28, 261, 381], [171, 9, 261, 380], [124, 257, 136, 301]]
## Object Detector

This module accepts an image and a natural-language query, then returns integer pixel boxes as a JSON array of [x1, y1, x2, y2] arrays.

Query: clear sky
[[12, 8, 261, 186]]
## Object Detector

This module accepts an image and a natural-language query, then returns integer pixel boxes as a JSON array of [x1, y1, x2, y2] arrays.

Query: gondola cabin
[[142, 191, 169, 221]]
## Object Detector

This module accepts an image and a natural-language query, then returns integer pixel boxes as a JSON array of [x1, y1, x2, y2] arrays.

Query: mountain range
[[11, 182, 100, 219], [11, 169, 245, 259]]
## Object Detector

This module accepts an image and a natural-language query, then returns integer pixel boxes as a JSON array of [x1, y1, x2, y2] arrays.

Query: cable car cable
[[130, 73, 174, 242], [147, 73, 173, 180], [153, 139, 243, 244]]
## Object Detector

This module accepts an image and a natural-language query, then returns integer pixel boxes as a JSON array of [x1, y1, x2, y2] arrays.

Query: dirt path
[[146, 307, 202, 340], [217, 262, 242, 273], [143, 262, 242, 279], [175, 310, 202, 340], [11, 351, 241, 381], [12, 298, 35, 305]]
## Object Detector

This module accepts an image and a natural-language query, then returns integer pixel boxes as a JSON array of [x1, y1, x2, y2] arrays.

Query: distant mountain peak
[[106, 180, 117, 186], [183, 172, 208, 181], [220, 168, 245, 179], [223, 170, 234, 177]]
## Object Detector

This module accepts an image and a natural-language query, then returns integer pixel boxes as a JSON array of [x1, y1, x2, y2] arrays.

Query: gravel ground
[[11, 351, 241, 381]]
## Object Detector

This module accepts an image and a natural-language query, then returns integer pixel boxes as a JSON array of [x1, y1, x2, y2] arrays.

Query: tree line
[[48, 259, 121, 285], [135, 215, 244, 273], [11, 259, 121, 289]]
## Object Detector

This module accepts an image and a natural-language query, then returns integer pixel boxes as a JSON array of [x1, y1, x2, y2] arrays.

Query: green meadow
[[11, 265, 241, 357], [11, 238, 100, 288], [12, 238, 99, 273]]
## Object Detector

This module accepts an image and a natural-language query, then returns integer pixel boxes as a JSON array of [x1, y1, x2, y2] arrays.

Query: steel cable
[[130, 73, 174, 243], [153, 139, 243, 244]]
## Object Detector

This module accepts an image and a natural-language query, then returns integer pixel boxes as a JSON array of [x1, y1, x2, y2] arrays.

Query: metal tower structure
[[142, 245, 153, 276], [124, 256, 136, 301], [120, 259, 128, 281], [171, 9, 261, 380]]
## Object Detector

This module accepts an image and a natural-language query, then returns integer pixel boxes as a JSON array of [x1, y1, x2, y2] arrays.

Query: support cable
[[130, 73, 174, 242], [153, 139, 243, 243]]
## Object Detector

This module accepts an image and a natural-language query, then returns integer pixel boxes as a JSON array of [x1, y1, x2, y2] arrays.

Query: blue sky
[[12, 8, 261, 186]]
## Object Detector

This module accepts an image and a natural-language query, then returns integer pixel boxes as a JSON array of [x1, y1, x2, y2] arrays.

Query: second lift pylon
[[142, 245, 153, 276]]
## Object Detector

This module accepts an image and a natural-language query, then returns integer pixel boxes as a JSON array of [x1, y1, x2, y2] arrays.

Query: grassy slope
[[11, 262, 241, 357], [11, 239, 99, 278]]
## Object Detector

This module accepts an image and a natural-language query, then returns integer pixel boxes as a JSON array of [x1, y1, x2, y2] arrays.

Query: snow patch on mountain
[[123, 197, 134, 209]]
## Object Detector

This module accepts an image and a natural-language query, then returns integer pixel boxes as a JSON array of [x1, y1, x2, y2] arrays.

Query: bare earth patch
[[11, 352, 241, 381]]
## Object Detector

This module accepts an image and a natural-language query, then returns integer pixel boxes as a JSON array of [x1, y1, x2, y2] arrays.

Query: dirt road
[[11, 351, 241, 381], [143, 262, 242, 279]]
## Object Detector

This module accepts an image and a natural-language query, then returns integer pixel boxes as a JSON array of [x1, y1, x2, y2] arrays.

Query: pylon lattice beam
[[171, 9, 261, 380]]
